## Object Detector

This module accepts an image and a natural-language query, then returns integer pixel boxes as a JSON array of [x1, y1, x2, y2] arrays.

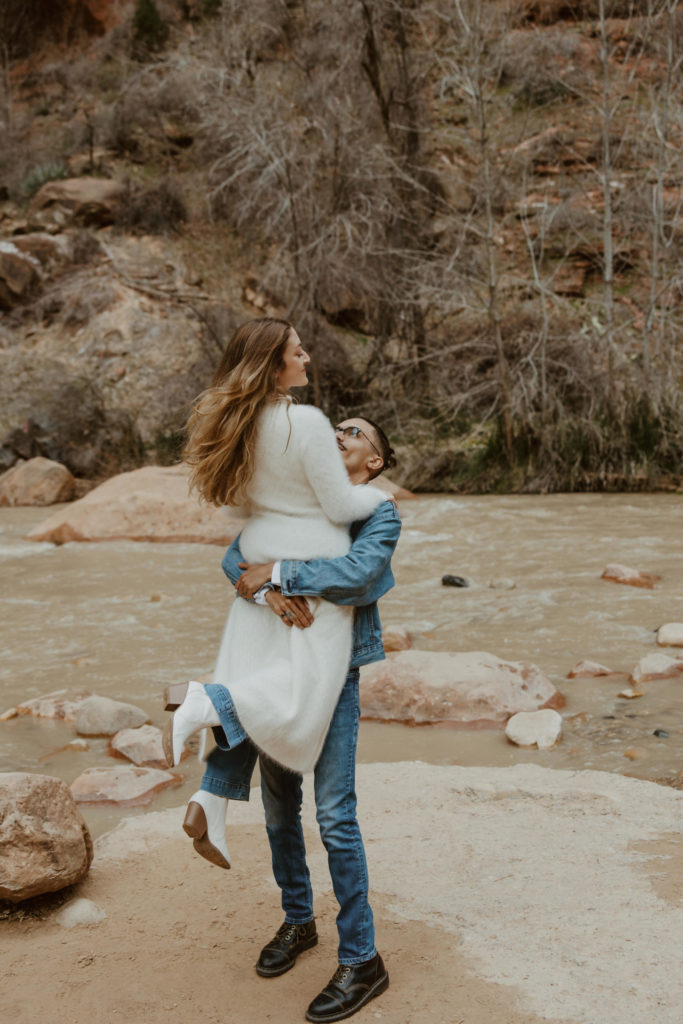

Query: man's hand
[[236, 561, 275, 600], [265, 590, 314, 629]]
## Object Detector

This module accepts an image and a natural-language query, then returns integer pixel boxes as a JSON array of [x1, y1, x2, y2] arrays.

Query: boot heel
[[183, 801, 207, 841]]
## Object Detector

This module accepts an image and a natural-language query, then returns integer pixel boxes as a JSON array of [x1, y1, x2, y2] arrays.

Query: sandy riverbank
[[3, 762, 683, 1024]]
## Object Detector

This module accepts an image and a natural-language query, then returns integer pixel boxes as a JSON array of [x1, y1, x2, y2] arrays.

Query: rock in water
[[657, 623, 683, 648], [567, 660, 614, 678], [0, 773, 93, 903], [110, 725, 167, 767], [631, 654, 683, 685], [360, 650, 563, 726], [16, 688, 92, 721], [442, 574, 469, 587], [0, 456, 75, 506], [600, 563, 661, 589], [505, 709, 563, 749], [75, 696, 148, 736]]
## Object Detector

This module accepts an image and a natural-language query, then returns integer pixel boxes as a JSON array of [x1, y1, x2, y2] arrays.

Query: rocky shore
[[2, 762, 682, 1024]]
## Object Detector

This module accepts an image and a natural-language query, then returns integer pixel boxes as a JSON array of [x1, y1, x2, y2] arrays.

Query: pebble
[[623, 747, 647, 760], [0, 707, 18, 721], [618, 688, 644, 699], [653, 729, 669, 738], [442, 574, 469, 587]]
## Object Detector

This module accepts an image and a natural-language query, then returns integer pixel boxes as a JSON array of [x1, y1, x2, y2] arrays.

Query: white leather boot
[[183, 790, 231, 869], [162, 680, 220, 767]]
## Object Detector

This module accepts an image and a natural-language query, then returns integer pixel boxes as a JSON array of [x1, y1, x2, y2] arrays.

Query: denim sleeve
[[221, 535, 244, 586], [279, 504, 401, 606]]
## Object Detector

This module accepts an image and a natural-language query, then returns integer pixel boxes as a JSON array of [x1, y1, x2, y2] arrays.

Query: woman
[[163, 317, 387, 867]]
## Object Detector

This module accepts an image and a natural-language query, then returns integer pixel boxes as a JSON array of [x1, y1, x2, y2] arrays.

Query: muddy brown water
[[1, 493, 682, 837]]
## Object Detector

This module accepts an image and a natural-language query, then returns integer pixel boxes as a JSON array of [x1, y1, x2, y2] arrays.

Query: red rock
[[0, 457, 76, 506], [601, 563, 661, 589], [109, 725, 167, 768], [16, 689, 92, 721], [12, 233, 71, 272], [631, 654, 683, 685], [383, 626, 413, 653], [30, 177, 125, 227], [567, 660, 614, 679], [70, 766, 182, 806], [25, 465, 246, 545], [0, 773, 93, 903], [360, 650, 564, 727]]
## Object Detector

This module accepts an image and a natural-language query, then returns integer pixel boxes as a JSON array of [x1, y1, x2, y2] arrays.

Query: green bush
[[131, 0, 169, 60], [21, 160, 70, 198]]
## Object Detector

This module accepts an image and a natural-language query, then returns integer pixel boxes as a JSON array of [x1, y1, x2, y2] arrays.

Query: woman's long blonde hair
[[184, 317, 293, 506]]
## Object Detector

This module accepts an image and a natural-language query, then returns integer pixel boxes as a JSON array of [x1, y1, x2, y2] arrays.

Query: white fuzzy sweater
[[212, 401, 386, 771]]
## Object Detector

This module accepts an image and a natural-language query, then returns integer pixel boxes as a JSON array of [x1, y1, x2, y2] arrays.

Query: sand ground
[[3, 763, 683, 1024]]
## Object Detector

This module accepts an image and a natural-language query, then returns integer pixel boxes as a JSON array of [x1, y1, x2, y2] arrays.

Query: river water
[[1, 493, 682, 837]]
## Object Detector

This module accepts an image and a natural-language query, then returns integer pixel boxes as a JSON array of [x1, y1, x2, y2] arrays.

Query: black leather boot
[[305, 953, 389, 1022], [255, 919, 318, 977]]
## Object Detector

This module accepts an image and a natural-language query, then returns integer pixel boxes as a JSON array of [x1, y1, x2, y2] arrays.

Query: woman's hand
[[236, 561, 275, 599], [265, 589, 314, 630]]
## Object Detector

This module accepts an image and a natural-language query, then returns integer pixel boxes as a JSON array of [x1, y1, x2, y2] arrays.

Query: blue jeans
[[201, 669, 376, 965]]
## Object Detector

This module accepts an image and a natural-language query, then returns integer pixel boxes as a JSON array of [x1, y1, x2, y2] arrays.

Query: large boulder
[[360, 650, 564, 726], [26, 465, 246, 544], [75, 696, 148, 736], [0, 456, 76, 506], [16, 688, 92, 721], [0, 773, 93, 903], [70, 765, 182, 806], [30, 177, 125, 228]]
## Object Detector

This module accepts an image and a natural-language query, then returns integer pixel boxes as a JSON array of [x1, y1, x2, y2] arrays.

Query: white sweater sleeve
[[296, 407, 386, 525]]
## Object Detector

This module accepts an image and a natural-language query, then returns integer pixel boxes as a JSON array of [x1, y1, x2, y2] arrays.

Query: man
[[218, 416, 401, 1023]]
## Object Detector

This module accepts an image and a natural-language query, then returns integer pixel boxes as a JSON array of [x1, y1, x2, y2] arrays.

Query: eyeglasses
[[334, 425, 381, 458]]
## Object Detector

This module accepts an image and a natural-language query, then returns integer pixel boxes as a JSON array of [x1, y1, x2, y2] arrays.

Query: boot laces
[[333, 965, 351, 985]]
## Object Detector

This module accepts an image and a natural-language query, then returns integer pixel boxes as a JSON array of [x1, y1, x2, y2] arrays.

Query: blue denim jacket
[[221, 500, 401, 668]]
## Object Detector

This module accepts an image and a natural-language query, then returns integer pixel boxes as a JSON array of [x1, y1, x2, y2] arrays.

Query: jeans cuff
[[205, 683, 248, 748], [201, 774, 251, 801], [339, 947, 378, 967]]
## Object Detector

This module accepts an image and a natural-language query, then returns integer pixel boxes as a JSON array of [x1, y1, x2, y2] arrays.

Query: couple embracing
[[163, 318, 401, 1023]]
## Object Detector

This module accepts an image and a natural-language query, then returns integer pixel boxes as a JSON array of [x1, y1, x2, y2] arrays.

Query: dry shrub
[[501, 28, 584, 107], [114, 178, 187, 234]]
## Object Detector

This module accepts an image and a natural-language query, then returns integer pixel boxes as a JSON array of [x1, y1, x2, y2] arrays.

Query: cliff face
[[0, 0, 681, 491]]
